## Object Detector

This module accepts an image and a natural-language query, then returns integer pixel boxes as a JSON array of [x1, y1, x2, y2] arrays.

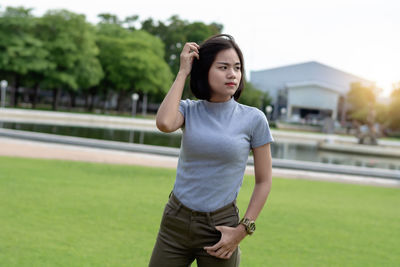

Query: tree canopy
[[0, 7, 226, 111], [238, 81, 271, 109], [96, 17, 173, 110], [346, 82, 378, 124], [0, 7, 50, 106], [141, 15, 222, 75]]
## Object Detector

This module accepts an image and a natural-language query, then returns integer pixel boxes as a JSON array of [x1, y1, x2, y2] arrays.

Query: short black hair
[[190, 34, 245, 101]]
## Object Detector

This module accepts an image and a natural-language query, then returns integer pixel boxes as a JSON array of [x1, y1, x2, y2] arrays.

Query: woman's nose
[[227, 68, 236, 78]]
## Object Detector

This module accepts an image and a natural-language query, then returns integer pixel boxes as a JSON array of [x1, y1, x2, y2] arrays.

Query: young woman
[[149, 34, 273, 267]]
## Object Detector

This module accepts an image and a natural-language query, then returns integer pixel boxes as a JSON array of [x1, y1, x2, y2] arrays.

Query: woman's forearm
[[243, 143, 273, 221], [242, 178, 271, 221]]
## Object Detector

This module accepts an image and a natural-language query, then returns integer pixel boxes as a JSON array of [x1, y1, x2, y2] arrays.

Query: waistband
[[169, 192, 237, 217]]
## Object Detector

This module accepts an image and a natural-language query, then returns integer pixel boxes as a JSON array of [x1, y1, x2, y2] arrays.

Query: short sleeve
[[250, 109, 274, 148], [179, 99, 190, 117]]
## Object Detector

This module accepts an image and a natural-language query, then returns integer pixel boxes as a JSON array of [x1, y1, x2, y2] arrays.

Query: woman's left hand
[[204, 225, 247, 259]]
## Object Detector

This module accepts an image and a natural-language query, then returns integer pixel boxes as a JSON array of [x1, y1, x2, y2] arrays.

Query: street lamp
[[1, 80, 7, 108], [280, 107, 287, 121], [131, 93, 139, 117], [265, 105, 272, 120]]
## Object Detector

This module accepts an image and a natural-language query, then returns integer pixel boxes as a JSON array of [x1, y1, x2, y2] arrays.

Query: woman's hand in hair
[[179, 42, 200, 77]]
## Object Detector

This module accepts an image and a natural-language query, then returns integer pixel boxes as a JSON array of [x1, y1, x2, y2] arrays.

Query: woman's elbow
[[156, 119, 174, 133]]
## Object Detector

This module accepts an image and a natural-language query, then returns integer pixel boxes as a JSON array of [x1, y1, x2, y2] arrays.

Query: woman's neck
[[208, 95, 233, 103]]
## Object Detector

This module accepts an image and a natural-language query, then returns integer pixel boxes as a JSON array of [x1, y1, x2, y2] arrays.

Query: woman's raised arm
[[156, 42, 199, 133]]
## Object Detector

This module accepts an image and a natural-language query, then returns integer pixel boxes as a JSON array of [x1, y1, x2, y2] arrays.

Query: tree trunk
[[9, 86, 16, 107], [12, 75, 20, 107], [86, 87, 97, 112], [116, 91, 126, 113], [31, 84, 39, 109], [101, 93, 106, 113], [68, 90, 76, 109], [52, 88, 61, 111], [101, 89, 109, 113], [84, 92, 89, 110], [89, 90, 96, 112]]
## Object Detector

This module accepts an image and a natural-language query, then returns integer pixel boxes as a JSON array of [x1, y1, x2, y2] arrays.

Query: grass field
[[0, 156, 399, 266]]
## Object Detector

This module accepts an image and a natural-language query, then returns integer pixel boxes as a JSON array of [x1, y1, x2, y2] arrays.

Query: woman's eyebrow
[[216, 62, 241, 65]]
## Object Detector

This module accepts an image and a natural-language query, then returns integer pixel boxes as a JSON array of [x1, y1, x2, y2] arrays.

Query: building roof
[[250, 61, 374, 97], [285, 80, 344, 94]]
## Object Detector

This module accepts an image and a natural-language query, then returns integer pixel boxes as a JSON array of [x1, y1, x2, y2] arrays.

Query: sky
[[2, 0, 400, 97]]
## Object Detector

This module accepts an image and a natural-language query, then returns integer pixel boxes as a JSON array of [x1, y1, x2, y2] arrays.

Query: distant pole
[[280, 107, 287, 121], [131, 93, 139, 117], [340, 98, 347, 126], [1, 80, 7, 108], [142, 93, 148, 117]]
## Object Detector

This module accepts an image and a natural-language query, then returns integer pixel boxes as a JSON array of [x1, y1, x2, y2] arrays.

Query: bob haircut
[[190, 34, 245, 101]]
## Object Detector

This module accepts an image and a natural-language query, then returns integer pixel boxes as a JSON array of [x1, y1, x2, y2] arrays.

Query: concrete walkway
[[1, 136, 399, 188], [0, 108, 165, 133]]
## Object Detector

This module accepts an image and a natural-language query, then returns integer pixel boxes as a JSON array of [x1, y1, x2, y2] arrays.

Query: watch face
[[240, 218, 256, 234], [249, 222, 256, 232]]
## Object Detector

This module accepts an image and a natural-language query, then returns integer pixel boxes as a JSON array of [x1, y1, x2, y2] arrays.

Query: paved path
[[1, 136, 399, 188]]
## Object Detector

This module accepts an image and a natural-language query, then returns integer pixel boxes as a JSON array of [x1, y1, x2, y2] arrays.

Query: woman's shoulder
[[180, 98, 203, 107], [179, 99, 204, 116], [236, 102, 265, 118]]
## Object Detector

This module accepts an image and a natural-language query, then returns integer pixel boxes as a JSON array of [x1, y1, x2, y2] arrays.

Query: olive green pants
[[149, 193, 241, 267]]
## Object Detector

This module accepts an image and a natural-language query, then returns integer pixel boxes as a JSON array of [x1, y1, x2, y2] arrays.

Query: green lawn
[[0, 156, 399, 266]]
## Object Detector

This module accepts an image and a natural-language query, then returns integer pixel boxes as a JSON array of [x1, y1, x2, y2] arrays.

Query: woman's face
[[208, 48, 242, 102]]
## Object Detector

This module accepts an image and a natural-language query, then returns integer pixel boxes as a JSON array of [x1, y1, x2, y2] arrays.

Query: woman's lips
[[225, 82, 236, 87]]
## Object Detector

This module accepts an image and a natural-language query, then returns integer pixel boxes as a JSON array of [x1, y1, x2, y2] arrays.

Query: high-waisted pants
[[149, 193, 241, 267]]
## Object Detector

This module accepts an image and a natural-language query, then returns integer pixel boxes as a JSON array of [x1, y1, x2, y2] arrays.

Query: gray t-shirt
[[173, 97, 274, 212]]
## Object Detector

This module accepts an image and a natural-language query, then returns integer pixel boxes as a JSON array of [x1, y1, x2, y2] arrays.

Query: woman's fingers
[[205, 242, 235, 259], [178, 42, 200, 75], [183, 42, 199, 54], [204, 241, 221, 252], [218, 249, 230, 259], [223, 250, 233, 259], [207, 248, 233, 259], [191, 51, 200, 60], [187, 42, 200, 49]]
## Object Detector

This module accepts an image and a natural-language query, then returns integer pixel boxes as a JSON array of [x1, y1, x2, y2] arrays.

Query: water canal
[[1, 121, 399, 171]]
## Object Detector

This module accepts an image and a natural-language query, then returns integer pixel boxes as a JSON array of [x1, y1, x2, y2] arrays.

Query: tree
[[70, 24, 103, 108], [97, 13, 120, 24], [346, 82, 378, 124], [346, 82, 382, 144], [142, 16, 222, 75], [123, 15, 139, 31], [141, 16, 222, 98], [375, 102, 389, 127], [0, 7, 50, 107], [96, 16, 172, 112], [36, 9, 103, 110], [388, 83, 400, 131], [238, 81, 271, 109]]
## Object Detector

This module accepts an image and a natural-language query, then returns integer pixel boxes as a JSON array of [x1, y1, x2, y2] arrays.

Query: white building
[[250, 61, 374, 123]]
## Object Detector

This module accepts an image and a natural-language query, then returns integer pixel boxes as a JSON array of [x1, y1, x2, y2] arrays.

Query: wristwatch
[[239, 217, 256, 235]]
